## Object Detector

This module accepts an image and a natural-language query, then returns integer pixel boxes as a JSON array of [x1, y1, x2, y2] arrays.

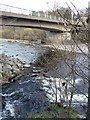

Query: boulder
[[0, 54, 24, 85]]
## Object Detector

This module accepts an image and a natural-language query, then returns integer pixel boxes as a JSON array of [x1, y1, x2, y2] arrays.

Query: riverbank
[[0, 39, 47, 85], [0, 53, 25, 85], [0, 27, 47, 42], [34, 48, 87, 118]]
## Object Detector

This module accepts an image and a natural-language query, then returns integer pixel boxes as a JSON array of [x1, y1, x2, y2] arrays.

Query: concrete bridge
[[0, 4, 83, 43], [0, 10, 69, 32], [0, 3, 80, 32]]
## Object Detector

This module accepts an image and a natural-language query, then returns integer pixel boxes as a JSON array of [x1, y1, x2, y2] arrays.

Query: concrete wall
[[46, 31, 71, 45]]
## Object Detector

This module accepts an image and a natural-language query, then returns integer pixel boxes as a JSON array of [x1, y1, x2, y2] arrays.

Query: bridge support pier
[[45, 31, 71, 45]]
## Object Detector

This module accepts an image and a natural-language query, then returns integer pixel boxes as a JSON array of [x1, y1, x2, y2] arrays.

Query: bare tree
[[87, 7, 90, 120], [45, 1, 90, 119]]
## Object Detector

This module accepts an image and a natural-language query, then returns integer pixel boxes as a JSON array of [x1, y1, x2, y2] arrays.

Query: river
[[0, 39, 47, 64], [0, 39, 88, 119], [0, 39, 49, 119]]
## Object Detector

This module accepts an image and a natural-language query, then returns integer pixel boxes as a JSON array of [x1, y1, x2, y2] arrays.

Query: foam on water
[[5, 101, 15, 117], [71, 94, 88, 103], [19, 79, 31, 84]]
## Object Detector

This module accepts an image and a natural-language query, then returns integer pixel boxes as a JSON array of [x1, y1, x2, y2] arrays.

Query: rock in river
[[0, 53, 24, 85]]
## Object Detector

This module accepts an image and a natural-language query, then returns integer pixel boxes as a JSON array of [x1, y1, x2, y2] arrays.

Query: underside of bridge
[[0, 11, 68, 33], [0, 11, 71, 44]]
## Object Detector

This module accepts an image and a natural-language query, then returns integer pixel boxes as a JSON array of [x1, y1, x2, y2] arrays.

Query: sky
[[0, 0, 89, 11]]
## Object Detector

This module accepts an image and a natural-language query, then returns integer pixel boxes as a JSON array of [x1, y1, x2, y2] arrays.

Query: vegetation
[[1, 2, 90, 119], [0, 27, 47, 42], [35, 48, 60, 67], [36, 48, 76, 67], [63, 8, 72, 20], [28, 104, 79, 119]]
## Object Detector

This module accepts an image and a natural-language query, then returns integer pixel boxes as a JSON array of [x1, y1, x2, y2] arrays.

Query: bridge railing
[[0, 3, 31, 15], [0, 3, 82, 27], [0, 3, 65, 22]]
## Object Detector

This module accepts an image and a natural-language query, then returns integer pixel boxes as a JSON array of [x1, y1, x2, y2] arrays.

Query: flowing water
[[0, 39, 47, 64], [0, 39, 88, 119], [0, 39, 49, 119]]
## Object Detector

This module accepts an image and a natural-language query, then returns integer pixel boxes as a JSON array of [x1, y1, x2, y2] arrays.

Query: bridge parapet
[[0, 3, 64, 22], [0, 3, 31, 15], [0, 3, 82, 26], [0, 3, 83, 31]]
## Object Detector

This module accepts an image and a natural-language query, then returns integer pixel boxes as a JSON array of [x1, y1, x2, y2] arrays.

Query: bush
[[36, 49, 57, 67]]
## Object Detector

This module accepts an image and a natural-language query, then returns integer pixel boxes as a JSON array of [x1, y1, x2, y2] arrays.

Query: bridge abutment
[[45, 31, 71, 45]]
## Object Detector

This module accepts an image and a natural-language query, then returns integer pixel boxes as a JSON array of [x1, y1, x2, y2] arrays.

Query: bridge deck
[[0, 10, 82, 32]]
